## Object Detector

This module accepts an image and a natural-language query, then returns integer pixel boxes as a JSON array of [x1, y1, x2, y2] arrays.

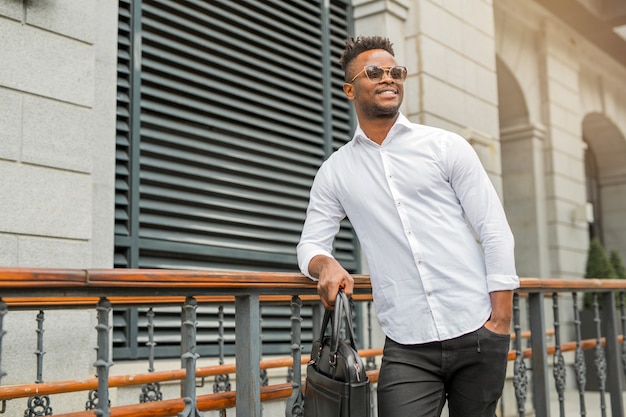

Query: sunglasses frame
[[348, 65, 408, 83]]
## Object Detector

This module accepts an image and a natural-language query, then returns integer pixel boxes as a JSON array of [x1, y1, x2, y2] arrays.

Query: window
[[114, 0, 357, 359]]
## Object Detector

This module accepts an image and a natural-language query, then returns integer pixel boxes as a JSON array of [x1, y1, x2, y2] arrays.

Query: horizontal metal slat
[[139, 198, 307, 235], [213, 0, 323, 41], [139, 62, 325, 128], [136, 245, 299, 272], [139, 37, 322, 105], [140, 128, 322, 177], [141, 5, 321, 75], [139, 102, 324, 157], [141, 193, 304, 235], [138, 215, 302, 250], [153, 0, 323, 64], [138, 76, 324, 137], [141, 158, 308, 207], [139, 99, 324, 151], [140, 141, 316, 189]]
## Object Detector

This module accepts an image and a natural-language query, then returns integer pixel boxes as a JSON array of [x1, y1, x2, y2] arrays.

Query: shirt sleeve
[[296, 162, 347, 279], [443, 133, 520, 292]]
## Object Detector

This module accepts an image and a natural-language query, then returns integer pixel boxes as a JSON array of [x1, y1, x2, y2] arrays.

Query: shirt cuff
[[486, 274, 520, 292], [297, 245, 334, 280]]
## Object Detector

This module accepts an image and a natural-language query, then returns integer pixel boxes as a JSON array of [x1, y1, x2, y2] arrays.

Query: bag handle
[[318, 290, 358, 358]]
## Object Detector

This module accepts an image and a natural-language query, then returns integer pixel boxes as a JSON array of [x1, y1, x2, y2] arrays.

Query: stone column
[[501, 123, 551, 278]]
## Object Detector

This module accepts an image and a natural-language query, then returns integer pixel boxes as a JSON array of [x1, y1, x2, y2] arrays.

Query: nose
[[381, 68, 394, 82]]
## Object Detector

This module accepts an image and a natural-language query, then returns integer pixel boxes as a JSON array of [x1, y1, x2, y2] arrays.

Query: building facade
[[1, 0, 625, 415]]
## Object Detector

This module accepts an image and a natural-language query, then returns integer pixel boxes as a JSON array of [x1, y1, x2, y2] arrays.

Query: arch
[[497, 56, 551, 277], [582, 113, 626, 259], [496, 58, 529, 129]]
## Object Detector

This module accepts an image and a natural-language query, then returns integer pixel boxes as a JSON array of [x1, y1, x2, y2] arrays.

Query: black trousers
[[377, 326, 510, 417]]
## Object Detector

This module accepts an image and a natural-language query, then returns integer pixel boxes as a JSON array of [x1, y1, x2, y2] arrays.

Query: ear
[[343, 82, 355, 100]]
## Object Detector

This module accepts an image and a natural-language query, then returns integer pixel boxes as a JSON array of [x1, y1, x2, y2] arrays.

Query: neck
[[358, 113, 399, 145]]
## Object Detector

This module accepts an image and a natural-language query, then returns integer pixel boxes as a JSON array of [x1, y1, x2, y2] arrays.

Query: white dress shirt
[[297, 113, 519, 344]]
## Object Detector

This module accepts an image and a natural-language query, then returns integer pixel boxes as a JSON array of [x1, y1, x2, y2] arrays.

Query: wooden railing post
[[235, 294, 261, 417], [528, 292, 551, 417], [602, 291, 625, 417]]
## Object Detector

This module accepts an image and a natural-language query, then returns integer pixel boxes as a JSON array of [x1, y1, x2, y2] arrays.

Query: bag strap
[[318, 290, 358, 356]]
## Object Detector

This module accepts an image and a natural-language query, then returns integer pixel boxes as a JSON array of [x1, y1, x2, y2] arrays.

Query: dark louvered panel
[[329, 0, 354, 153], [328, 0, 357, 267], [113, 0, 356, 359], [114, 0, 134, 267], [135, 1, 334, 270]]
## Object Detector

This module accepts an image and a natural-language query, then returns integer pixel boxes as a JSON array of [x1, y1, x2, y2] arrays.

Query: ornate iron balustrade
[[0, 269, 625, 417]]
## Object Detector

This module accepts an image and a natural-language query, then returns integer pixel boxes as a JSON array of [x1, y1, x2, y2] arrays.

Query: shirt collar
[[353, 112, 412, 145]]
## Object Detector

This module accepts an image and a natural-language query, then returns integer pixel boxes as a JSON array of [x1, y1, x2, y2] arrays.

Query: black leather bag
[[304, 290, 370, 417]]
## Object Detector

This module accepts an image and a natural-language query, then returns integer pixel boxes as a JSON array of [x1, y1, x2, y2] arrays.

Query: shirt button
[[417, 260, 422, 264]]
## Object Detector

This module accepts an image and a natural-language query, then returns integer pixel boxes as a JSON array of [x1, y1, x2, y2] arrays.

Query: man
[[296, 35, 519, 417]]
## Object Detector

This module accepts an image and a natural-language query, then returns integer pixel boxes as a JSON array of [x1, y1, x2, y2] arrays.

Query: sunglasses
[[348, 65, 408, 83]]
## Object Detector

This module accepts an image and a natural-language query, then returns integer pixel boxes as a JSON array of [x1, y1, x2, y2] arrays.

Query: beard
[[358, 100, 401, 120]]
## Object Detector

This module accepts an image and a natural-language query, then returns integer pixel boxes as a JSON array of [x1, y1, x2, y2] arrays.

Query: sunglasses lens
[[390, 66, 407, 81], [365, 66, 385, 81]]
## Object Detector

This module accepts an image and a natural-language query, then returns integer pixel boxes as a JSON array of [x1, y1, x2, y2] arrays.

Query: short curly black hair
[[339, 35, 395, 77]]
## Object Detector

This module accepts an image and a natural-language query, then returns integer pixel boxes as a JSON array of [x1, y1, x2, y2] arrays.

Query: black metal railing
[[0, 269, 625, 417]]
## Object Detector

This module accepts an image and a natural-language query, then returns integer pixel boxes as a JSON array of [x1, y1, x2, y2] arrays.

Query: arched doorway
[[583, 113, 626, 259], [497, 57, 550, 278]]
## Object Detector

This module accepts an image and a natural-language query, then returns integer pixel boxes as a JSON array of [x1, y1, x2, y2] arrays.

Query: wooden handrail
[[0, 348, 384, 401], [2, 294, 375, 309], [0, 268, 373, 299], [2, 268, 626, 296]]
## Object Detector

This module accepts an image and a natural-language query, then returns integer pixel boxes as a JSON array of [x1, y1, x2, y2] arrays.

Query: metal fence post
[[140, 307, 163, 403], [602, 291, 625, 417], [94, 297, 113, 417], [235, 294, 261, 417], [528, 292, 550, 417], [285, 295, 304, 417], [180, 296, 203, 417], [513, 293, 528, 417], [214, 305, 230, 417], [551, 294, 566, 417], [25, 310, 53, 416], [572, 292, 587, 415], [0, 299, 7, 414]]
